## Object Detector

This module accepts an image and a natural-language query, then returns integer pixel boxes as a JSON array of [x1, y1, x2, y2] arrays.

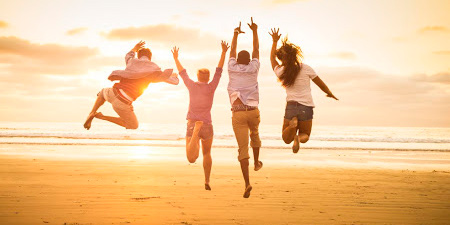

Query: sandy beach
[[0, 144, 449, 225]]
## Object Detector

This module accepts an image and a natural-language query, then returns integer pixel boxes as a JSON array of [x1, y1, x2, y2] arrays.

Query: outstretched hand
[[247, 17, 258, 31], [234, 22, 245, 34], [132, 40, 145, 52], [327, 93, 339, 100], [269, 28, 281, 42], [171, 46, 179, 59], [221, 40, 230, 52]]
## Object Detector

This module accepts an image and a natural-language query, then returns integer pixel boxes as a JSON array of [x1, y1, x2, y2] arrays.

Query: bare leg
[[282, 117, 298, 144], [240, 158, 252, 198], [298, 119, 313, 144], [186, 121, 203, 163], [252, 147, 260, 165], [252, 147, 263, 171], [201, 138, 213, 190], [95, 112, 127, 128], [84, 94, 106, 130]]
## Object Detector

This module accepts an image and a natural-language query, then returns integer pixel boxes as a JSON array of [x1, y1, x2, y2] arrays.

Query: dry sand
[[0, 144, 449, 224]]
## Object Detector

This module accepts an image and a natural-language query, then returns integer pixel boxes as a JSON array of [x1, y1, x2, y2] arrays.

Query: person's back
[[269, 29, 338, 153], [171, 42, 229, 191], [227, 18, 263, 199], [227, 57, 260, 106], [83, 41, 178, 130], [181, 67, 222, 124], [274, 63, 316, 107]]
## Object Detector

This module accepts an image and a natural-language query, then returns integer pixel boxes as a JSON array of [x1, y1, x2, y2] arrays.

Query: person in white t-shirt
[[228, 18, 263, 199], [269, 28, 338, 153]]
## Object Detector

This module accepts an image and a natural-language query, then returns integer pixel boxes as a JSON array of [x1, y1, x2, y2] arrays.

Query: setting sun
[[0, 0, 449, 224]]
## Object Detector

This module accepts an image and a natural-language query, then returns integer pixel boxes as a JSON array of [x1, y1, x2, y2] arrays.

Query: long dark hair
[[276, 37, 303, 87]]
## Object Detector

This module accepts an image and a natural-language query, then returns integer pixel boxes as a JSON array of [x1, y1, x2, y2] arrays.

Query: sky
[[0, 0, 449, 127]]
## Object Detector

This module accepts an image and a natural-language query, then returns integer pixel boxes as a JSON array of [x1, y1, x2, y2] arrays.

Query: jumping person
[[269, 28, 338, 153], [228, 18, 263, 198], [171, 41, 229, 191], [83, 41, 178, 130]]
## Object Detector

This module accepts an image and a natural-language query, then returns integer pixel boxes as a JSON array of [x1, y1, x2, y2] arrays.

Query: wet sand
[[0, 144, 449, 224]]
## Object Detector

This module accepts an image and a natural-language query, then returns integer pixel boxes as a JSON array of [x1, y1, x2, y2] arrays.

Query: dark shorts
[[284, 101, 314, 121], [186, 120, 214, 140]]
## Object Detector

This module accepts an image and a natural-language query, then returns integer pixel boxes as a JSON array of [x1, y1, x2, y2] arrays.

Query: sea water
[[0, 122, 449, 151]]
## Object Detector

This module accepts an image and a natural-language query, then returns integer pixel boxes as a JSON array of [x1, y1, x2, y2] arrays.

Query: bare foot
[[94, 112, 104, 119], [83, 112, 98, 130], [254, 161, 263, 171], [205, 183, 211, 191], [243, 184, 252, 198], [192, 121, 204, 135], [289, 117, 298, 129], [293, 134, 300, 153]]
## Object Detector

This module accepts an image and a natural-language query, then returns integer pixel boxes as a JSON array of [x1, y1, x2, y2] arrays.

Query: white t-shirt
[[227, 57, 260, 106], [274, 63, 317, 107]]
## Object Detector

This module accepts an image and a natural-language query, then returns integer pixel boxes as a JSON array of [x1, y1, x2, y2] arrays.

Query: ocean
[[1, 122, 449, 152]]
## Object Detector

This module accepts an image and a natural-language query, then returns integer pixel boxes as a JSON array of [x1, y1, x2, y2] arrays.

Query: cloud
[[104, 24, 220, 51], [66, 27, 88, 36], [433, 51, 450, 55], [412, 72, 450, 84], [418, 26, 450, 34], [328, 52, 356, 60], [0, 21, 7, 28], [308, 66, 450, 126], [0, 36, 98, 63], [0, 36, 105, 75]]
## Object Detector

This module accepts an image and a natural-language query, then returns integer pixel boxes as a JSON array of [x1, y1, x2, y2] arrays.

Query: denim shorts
[[186, 120, 214, 140], [284, 101, 314, 121]]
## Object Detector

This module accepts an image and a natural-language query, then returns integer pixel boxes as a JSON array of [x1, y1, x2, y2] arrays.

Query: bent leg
[[298, 119, 313, 143], [186, 121, 203, 163], [248, 109, 262, 167], [95, 113, 128, 128], [84, 91, 106, 129], [282, 117, 298, 144], [110, 102, 139, 129]]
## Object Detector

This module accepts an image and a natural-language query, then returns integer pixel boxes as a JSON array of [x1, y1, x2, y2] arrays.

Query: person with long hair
[[269, 28, 338, 153]]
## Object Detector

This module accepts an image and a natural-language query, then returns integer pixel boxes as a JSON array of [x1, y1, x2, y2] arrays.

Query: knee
[[187, 156, 197, 163], [300, 135, 309, 143], [126, 122, 139, 130], [282, 136, 293, 144], [239, 157, 249, 165], [202, 151, 211, 157]]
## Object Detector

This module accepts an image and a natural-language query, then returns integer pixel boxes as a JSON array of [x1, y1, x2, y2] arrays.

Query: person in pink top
[[171, 41, 229, 191], [269, 28, 338, 153]]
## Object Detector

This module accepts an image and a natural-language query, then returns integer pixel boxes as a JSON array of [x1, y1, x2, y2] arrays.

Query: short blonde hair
[[197, 68, 210, 82], [138, 48, 152, 59]]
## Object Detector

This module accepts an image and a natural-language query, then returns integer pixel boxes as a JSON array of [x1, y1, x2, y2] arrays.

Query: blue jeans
[[284, 101, 314, 121]]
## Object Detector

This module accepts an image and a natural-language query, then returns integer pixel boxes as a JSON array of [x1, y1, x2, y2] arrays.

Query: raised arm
[[248, 17, 259, 59], [171, 46, 194, 88], [230, 22, 244, 58], [126, 40, 145, 64], [312, 76, 339, 100], [269, 28, 281, 70], [171, 46, 185, 72], [218, 40, 230, 68]]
